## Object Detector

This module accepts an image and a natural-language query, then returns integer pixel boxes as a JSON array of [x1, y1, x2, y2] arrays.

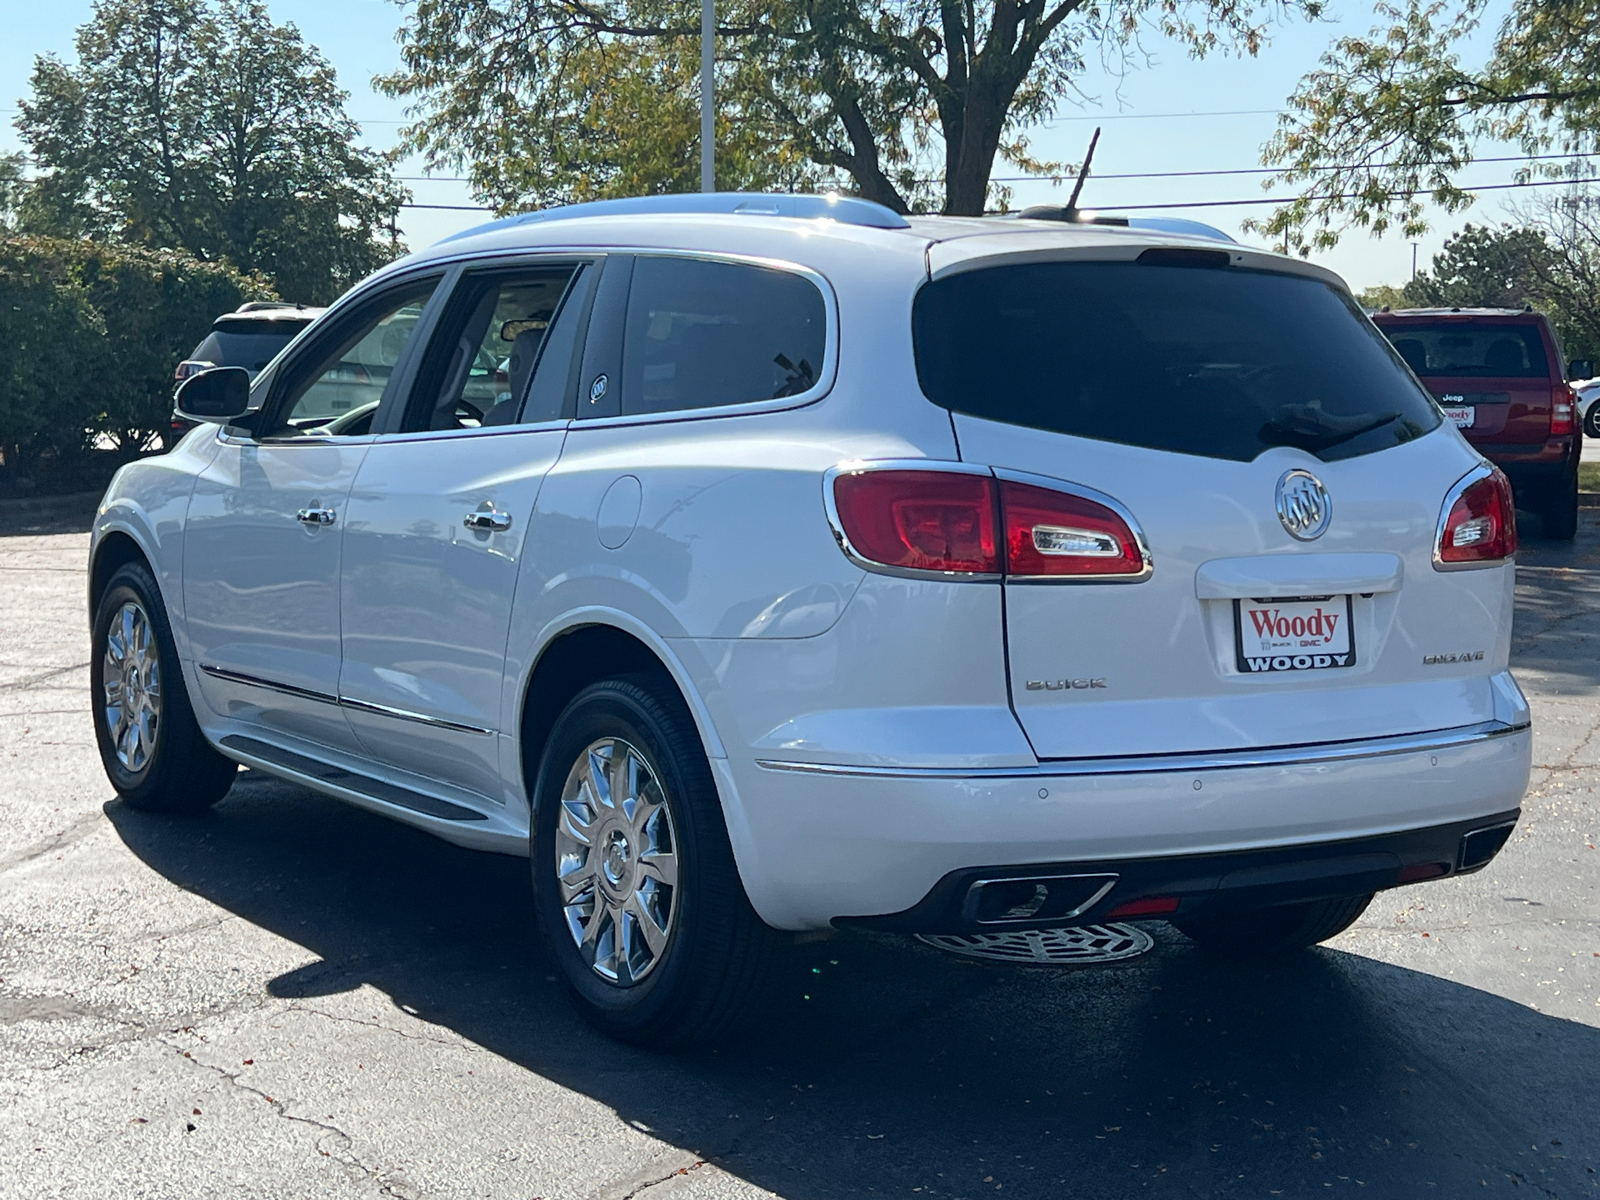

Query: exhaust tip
[[1459, 821, 1516, 871], [961, 873, 1118, 925]]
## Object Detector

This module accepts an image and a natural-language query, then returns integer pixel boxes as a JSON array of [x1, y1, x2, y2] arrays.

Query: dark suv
[[1373, 307, 1587, 539], [171, 302, 325, 439]]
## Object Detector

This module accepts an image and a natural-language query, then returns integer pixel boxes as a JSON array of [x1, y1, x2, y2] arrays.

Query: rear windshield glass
[[913, 261, 1442, 463], [190, 330, 300, 373], [1377, 322, 1548, 378]]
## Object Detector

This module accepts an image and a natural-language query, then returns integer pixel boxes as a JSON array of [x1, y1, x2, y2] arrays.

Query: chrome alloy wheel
[[101, 600, 162, 773], [554, 737, 679, 984]]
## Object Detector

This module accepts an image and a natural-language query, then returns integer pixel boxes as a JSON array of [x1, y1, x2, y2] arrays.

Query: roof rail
[[439, 192, 912, 244]]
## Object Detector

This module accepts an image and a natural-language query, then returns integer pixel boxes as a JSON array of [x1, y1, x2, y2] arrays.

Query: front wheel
[[531, 676, 780, 1046], [91, 562, 237, 813], [1173, 893, 1372, 957]]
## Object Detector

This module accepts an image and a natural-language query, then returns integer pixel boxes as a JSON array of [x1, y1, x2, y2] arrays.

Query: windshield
[[1376, 322, 1549, 378], [190, 329, 303, 374], [913, 261, 1442, 463]]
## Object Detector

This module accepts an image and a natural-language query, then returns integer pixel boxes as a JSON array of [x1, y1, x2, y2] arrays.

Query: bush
[[0, 235, 272, 490]]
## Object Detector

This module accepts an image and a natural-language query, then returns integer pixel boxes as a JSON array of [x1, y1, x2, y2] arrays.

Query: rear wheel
[[91, 562, 237, 814], [1540, 467, 1579, 541], [1584, 403, 1600, 439], [531, 675, 780, 1046], [1173, 894, 1372, 957]]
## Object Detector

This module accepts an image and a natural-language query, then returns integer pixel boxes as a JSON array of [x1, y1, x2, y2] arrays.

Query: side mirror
[[1568, 359, 1594, 382], [174, 366, 252, 424]]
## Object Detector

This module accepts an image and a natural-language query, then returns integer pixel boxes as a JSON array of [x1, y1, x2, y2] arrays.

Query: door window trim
[[571, 248, 840, 429]]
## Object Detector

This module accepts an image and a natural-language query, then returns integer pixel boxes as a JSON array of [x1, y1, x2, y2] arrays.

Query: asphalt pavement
[[0, 502, 1596, 1199]]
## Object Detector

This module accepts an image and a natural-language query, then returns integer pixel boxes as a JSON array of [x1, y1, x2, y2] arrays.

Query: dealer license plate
[[1234, 596, 1357, 673], [1441, 405, 1475, 428]]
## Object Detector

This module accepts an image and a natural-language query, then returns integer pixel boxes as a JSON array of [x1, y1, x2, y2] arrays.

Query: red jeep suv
[[1373, 307, 1586, 539]]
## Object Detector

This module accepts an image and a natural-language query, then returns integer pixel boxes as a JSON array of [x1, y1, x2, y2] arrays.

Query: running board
[[218, 734, 488, 822]]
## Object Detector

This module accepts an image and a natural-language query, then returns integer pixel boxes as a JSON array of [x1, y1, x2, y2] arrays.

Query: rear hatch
[[1373, 315, 1555, 446], [916, 239, 1512, 759]]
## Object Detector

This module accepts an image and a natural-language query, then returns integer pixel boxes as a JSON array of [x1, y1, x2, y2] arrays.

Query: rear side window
[[619, 256, 826, 415], [913, 261, 1442, 463], [191, 331, 298, 373], [1377, 323, 1549, 378]]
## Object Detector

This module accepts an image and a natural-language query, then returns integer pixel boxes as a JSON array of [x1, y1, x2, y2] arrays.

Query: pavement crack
[[287, 1002, 474, 1052], [0, 811, 103, 875], [167, 1039, 425, 1198], [616, 1158, 709, 1200], [0, 661, 91, 692]]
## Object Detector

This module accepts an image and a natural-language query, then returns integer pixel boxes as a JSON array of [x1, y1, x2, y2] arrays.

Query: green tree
[[380, 0, 1321, 217], [17, 0, 407, 303], [1253, 0, 1600, 252], [0, 153, 28, 231]]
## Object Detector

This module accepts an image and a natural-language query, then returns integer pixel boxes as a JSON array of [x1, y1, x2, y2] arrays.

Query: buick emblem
[[1276, 469, 1331, 541]]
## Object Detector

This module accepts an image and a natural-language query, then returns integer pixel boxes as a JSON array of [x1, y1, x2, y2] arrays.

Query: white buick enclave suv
[[90, 194, 1531, 1043]]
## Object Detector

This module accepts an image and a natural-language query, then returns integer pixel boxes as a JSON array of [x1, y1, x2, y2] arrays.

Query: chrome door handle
[[463, 508, 512, 533], [296, 507, 336, 526]]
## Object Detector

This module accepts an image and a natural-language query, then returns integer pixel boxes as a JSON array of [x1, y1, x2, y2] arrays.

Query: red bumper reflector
[[1105, 896, 1180, 918], [1399, 862, 1449, 883]]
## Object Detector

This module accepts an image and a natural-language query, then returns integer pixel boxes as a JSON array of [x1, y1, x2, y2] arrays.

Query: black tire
[[531, 675, 780, 1046], [91, 561, 237, 814], [1541, 468, 1579, 541], [1173, 893, 1372, 957], [1584, 404, 1600, 440]]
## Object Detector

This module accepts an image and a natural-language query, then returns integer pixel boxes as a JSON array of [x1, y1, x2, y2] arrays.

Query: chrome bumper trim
[[199, 663, 495, 737], [754, 719, 1530, 780]]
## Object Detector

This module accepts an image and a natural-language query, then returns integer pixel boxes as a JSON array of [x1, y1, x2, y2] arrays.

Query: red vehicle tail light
[[1435, 466, 1517, 567], [830, 469, 1000, 573], [829, 465, 1150, 580], [1551, 384, 1575, 435], [999, 478, 1147, 577]]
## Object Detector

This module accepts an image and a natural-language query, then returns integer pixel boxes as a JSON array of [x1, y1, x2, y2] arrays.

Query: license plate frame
[[1234, 595, 1357, 674]]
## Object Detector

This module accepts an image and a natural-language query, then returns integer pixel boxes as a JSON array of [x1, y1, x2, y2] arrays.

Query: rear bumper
[[844, 810, 1519, 934], [718, 720, 1532, 930]]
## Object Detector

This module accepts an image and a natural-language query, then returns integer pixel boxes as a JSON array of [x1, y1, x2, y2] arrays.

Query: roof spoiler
[[1014, 207, 1236, 244]]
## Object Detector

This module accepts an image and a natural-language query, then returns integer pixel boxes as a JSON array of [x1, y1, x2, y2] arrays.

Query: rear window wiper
[[1259, 406, 1402, 452]]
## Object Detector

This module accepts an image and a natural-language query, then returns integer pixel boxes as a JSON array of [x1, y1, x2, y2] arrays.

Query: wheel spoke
[[558, 800, 592, 847], [586, 747, 614, 811], [625, 892, 668, 958], [637, 849, 677, 889], [558, 857, 597, 904]]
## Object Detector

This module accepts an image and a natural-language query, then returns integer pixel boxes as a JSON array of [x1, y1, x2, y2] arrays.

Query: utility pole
[[700, 0, 714, 193], [1410, 241, 1419, 280]]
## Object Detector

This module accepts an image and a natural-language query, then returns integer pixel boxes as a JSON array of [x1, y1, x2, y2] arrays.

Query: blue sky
[[0, 0, 1531, 291]]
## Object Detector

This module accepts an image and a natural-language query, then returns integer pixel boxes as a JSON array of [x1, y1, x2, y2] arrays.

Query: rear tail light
[[830, 469, 999, 573], [1435, 465, 1517, 568], [828, 464, 1149, 580], [1551, 384, 1575, 435], [1000, 478, 1147, 577]]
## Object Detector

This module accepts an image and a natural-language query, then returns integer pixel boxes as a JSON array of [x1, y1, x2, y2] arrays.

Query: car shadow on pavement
[[107, 772, 1597, 1199]]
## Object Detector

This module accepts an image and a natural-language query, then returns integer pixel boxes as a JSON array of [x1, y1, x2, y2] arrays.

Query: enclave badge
[[1276, 469, 1331, 541]]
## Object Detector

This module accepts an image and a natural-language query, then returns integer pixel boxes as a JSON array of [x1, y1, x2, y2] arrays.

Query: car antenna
[[1018, 128, 1126, 225], [1062, 127, 1101, 221]]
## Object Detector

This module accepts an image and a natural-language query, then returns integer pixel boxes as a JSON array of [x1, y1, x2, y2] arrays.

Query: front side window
[[275, 279, 439, 435], [913, 260, 1443, 463], [1378, 323, 1549, 378], [619, 256, 827, 416]]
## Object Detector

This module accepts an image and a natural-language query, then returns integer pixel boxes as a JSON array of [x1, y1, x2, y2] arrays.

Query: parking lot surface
[[0, 499, 1596, 1199]]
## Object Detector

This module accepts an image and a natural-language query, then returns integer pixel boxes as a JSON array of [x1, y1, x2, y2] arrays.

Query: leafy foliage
[[0, 234, 270, 484], [17, 0, 408, 303], [1254, 0, 1600, 252], [380, 0, 1320, 216], [1361, 220, 1600, 363]]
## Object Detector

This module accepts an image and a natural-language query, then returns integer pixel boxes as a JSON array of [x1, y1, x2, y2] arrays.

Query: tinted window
[[619, 256, 826, 415], [190, 331, 298, 374], [913, 262, 1442, 463], [1377, 322, 1549, 378], [405, 266, 582, 431]]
